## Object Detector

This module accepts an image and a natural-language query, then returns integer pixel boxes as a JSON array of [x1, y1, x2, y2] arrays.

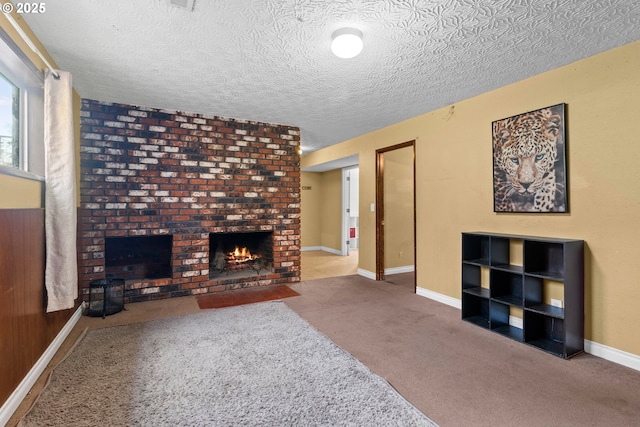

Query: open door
[[375, 141, 416, 291]]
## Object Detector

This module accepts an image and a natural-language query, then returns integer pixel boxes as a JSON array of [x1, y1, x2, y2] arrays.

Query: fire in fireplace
[[229, 246, 259, 263], [210, 232, 273, 279]]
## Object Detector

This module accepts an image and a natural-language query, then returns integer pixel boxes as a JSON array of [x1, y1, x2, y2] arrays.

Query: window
[[0, 28, 45, 179], [0, 73, 20, 168]]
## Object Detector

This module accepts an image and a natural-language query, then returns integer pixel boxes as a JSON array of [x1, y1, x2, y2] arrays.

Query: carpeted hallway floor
[[8, 250, 640, 426]]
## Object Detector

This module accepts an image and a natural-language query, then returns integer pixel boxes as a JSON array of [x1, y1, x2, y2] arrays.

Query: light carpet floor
[[19, 301, 436, 427]]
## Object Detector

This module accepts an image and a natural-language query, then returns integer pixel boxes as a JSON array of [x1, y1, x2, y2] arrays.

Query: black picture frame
[[492, 103, 567, 213]]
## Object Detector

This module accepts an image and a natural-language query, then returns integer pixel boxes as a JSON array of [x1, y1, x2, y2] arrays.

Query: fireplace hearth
[[78, 99, 301, 303]]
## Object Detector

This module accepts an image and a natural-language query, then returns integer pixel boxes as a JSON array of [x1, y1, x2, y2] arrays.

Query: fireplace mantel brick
[[78, 99, 301, 303]]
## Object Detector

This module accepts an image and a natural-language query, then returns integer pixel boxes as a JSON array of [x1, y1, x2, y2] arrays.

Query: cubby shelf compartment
[[490, 301, 523, 341], [462, 234, 491, 266], [524, 275, 564, 319], [462, 263, 490, 298], [461, 232, 584, 359], [461, 293, 490, 330], [524, 241, 565, 279], [524, 312, 565, 357], [490, 270, 523, 307]]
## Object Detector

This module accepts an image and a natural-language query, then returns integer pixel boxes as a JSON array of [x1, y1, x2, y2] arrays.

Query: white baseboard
[[301, 246, 342, 255], [0, 303, 84, 426], [585, 339, 640, 372], [357, 268, 376, 280], [322, 246, 343, 256], [416, 287, 461, 309], [509, 315, 523, 329], [415, 288, 640, 372], [357, 267, 415, 280], [385, 265, 415, 275]]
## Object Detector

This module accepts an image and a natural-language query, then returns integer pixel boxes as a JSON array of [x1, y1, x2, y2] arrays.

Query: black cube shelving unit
[[461, 232, 584, 359]]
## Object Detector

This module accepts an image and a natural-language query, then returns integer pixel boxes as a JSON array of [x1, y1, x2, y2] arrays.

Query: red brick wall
[[78, 99, 300, 303]]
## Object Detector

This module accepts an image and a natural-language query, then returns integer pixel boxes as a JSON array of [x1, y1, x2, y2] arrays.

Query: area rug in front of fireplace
[[19, 301, 436, 427], [196, 284, 299, 309]]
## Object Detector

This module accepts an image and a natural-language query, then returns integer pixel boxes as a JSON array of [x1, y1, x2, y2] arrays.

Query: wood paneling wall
[[0, 209, 75, 407]]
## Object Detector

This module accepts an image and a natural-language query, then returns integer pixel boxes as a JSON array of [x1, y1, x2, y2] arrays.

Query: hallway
[[301, 249, 358, 281]]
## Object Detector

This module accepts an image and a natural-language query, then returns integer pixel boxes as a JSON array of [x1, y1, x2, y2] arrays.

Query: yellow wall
[[300, 170, 343, 251], [383, 146, 414, 269], [319, 169, 342, 251], [0, 174, 42, 208], [301, 172, 322, 247], [301, 40, 640, 357], [0, 12, 81, 208]]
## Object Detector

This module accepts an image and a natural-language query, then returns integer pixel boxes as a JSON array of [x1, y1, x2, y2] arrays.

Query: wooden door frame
[[375, 140, 416, 290]]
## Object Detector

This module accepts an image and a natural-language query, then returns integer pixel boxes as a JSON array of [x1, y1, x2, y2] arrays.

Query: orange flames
[[228, 246, 259, 264]]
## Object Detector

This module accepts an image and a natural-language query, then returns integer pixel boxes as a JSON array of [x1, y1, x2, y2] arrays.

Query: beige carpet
[[285, 273, 640, 426], [8, 256, 640, 426], [19, 302, 435, 427]]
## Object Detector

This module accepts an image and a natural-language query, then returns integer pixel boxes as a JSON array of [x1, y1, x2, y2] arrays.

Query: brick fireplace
[[78, 99, 301, 303]]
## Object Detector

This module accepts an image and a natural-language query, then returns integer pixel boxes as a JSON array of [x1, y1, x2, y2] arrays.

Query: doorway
[[375, 141, 416, 290], [342, 166, 359, 256]]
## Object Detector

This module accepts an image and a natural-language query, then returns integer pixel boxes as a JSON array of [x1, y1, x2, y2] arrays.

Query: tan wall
[[301, 172, 322, 247], [383, 146, 414, 269], [0, 12, 81, 208], [301, 40, 640, 357], [301, 170, 343, 251], [319, 168, 342, 251], [0, 175, 42, 208]]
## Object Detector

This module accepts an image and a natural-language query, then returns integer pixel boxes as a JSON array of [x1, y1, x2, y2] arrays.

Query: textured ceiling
[[22, 0, 640, 156]]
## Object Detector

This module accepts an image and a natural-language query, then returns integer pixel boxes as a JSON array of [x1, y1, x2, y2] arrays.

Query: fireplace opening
[[105, 235, 172, 280], [209, 232, 274, 279]]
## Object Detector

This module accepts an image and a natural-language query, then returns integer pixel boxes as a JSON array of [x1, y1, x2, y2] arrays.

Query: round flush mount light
[[331, 28, 363, 59]]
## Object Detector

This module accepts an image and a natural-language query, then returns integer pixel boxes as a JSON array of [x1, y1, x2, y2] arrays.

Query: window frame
[[0, 26, 45, 182]]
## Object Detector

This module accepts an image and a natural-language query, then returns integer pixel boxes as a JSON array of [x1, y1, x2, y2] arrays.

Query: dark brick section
[[78, 99, 301, 303]]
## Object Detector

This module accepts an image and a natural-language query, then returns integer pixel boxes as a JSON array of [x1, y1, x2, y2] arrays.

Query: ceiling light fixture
[[331, 28, 363, 59], [167, 0, 195, 11]]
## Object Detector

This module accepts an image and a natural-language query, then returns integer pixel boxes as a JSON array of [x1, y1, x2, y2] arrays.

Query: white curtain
[[44, 69, 77, 312]]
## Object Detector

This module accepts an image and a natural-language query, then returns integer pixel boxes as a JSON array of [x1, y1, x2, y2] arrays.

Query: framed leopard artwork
[[492, 103, 567, 213]]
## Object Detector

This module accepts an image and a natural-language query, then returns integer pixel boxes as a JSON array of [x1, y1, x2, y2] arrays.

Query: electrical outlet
[[550, 298, 563, 308]]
